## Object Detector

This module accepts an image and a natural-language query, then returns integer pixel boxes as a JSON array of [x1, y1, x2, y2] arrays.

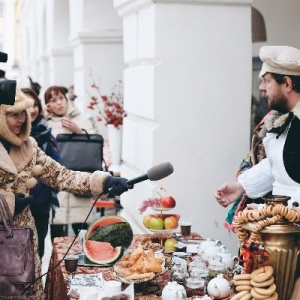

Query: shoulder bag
[[0, 194, 35, 285], [56, 130, 104, 172]]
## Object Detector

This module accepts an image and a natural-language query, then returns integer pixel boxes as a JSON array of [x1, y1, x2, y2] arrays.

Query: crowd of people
[[0, 78, 132, 298], [1, 44, 300, 297]]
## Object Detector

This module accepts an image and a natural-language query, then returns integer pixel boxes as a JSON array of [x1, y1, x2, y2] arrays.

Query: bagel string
[[233, 204, 300, 273]]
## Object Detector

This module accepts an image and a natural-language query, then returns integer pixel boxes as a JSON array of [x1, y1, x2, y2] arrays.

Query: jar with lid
[[185, 270, 205, 298], [208, 255, 226, 281], [188, 259, 206, 274], [198, 268, 209, 292], [171, 262, 189, 286]]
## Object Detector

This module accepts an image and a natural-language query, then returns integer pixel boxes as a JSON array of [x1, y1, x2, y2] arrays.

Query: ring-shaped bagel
[[251, 287, 271, 299], [251, 266, 273, 283], [251, 276, 274, 287], [240, 292, 252, 300], [233, 273, 252, 281], [230, 290, 249, 300], [234, 279, 252, 286], [253, 283, 276, 296], [235, 285, 252, 292]]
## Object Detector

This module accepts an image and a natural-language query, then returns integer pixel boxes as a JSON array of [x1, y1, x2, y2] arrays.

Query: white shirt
[[238, 124, 300, 207]]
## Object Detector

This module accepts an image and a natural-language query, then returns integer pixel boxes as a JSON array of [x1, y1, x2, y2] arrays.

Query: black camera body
[[0, 52, 16, 105]]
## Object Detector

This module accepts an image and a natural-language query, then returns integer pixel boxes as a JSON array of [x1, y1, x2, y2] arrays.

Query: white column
[[69, 0, 124, 138], [114, 0, 252, 254]]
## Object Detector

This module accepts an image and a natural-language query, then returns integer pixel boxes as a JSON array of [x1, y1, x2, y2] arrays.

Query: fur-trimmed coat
[[0, 137, 110, 299]]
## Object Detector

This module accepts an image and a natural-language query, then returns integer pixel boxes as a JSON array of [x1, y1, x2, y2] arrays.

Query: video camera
[[0, 52, 16, 105]]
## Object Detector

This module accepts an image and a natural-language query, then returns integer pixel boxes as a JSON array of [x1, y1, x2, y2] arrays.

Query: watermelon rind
[[86, 215, 127, 239], [83, 240, 123, 264], [88, 222, 133, 248]]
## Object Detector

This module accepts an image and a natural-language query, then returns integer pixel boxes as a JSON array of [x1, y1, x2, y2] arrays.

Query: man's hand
[[14, 193, 33, 215], [104, 176, 133, 197], [215, 182, 245, 207]]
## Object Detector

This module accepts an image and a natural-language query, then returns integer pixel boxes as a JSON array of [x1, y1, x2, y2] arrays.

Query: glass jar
[[208, 255, 226, 281], [185, 270, 206, 298], [198, 268, 209, 292], [171, 263, 189, 286]]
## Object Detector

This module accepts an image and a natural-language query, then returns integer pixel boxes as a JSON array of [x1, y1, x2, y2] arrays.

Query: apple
[[143, 214, 155, 228], [164, 238, 177, 252], [149, 217, 164, 230], [164, 216, 178, 229], [161, 196, 176, 208]]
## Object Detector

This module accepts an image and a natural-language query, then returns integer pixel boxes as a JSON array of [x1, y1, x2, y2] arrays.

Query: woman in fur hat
[[0, 88, 131, 299]]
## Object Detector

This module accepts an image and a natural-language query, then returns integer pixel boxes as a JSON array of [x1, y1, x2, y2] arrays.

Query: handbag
[[0, 194, 35, 285], [56, 130, 104, 172]]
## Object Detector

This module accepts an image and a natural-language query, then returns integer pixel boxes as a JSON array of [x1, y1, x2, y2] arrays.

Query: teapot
[[217, 247, 234, 269], [162, 281, 187, 300], [207, 274, 230, 299], [197, 239, 222, 260], [201, 244, 223, 263]]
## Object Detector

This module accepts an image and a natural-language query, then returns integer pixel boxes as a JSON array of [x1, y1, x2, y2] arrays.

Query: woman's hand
[[215, 182, 245, 207], [61, 119, 82, 134]]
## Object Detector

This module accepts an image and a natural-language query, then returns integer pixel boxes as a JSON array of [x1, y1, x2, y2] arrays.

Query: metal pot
[[242, 195, 300, 300]]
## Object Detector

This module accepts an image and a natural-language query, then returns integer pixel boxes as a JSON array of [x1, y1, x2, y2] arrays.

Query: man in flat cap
[[215, 45, 300, 208]]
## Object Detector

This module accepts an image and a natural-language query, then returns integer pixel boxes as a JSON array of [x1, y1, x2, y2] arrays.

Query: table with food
[[44, 193, 300, 300]]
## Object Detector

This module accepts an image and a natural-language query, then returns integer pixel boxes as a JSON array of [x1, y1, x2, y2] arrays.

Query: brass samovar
[[236, 195, 300, 300]]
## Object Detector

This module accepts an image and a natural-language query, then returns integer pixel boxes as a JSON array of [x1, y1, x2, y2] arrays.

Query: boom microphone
[[127, 162, 174, 185], [107, 162, 174, 198]]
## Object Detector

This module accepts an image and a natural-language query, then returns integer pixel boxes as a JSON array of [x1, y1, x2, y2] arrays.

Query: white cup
[[79, 287, 98, 300], [103, 280, 122, 297]]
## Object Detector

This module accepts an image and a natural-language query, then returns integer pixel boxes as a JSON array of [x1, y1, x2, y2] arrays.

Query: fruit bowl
[[152, 213, 180, 221], [151, 207, 172, 212], [143, 213, 180, 232], [148, 228, 177, 234]]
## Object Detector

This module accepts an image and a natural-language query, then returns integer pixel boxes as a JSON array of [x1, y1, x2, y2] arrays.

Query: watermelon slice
[[86, 215, 126, 239], [83, 240, 122, 264]]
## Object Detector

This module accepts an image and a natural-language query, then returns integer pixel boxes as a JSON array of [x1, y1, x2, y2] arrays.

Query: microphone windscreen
[[147, 162, 174, 181]]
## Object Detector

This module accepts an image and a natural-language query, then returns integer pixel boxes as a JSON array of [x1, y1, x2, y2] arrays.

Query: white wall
[[7, 0, 300, 257], [115, 0, 253, 255]]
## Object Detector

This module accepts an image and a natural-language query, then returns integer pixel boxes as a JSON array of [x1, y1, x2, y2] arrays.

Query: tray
[[112, 254, 173, 284], [74, 252, 114, 267]]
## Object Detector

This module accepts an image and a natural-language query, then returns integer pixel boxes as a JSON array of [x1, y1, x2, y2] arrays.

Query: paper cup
[[79, 287, 98, 300], [104, 280, 122, 297]]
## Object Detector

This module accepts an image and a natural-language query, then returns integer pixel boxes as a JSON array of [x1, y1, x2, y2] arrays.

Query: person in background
[[223, 113, 269, 232], [21, 87, 60, 259], [68, 84, 77, 101], [215, 45, 300, 208], [28, 76, 42, 96], [44, 86, 99, 237], [0, 87, 131, 298]]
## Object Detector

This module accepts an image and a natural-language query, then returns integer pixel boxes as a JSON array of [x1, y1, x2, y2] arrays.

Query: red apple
[[160, 196, 176, 208], [164, 216, 178, 229]]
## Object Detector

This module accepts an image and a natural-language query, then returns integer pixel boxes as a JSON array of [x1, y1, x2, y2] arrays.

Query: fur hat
[[259, 46, 300, 77], [0, 88, 33, 146]]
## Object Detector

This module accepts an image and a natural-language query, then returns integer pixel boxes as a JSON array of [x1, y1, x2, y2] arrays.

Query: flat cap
[[259, 46, 300, 77]]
